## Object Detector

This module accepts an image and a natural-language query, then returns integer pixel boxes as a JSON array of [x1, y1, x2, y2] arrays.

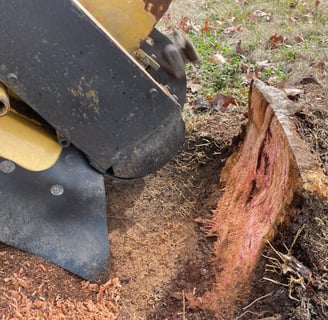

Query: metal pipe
[[0, 83, 10, 117]]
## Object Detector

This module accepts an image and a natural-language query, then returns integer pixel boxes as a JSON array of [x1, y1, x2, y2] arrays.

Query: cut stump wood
[[189, 79, 328, 315]]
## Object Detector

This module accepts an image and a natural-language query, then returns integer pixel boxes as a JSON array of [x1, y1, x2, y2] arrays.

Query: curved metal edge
[[105, 28, 187, 179], [0, 146, 109, 283], [108, 108, 185, 178]]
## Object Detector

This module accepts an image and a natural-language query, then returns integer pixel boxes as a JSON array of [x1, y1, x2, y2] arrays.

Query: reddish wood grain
[[189, 80, 328, 315]]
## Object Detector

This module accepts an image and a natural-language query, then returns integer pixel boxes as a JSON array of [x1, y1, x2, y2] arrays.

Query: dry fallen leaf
[[189, 83, 203, 93], [313, 0, 320, 12], [252, 9, 269, 17], [179, 16, 193, 33], [201, 17, 209, 32], [294, 35, 304, 43], [249, 9, 272, 22], [315, 61, 325, 69], [210, 93, 237, 110], [222, 25, 243, 34], [236, 39, 243, 55], [240, 63, 249, 73], [209, 52, 226, 65], [268, 33, 286, 49], [200, 18, 219, 32], [191, 93, 237, 112]]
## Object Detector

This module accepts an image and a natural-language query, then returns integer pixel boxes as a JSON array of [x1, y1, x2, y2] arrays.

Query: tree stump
[[189, 79, 328, 315]]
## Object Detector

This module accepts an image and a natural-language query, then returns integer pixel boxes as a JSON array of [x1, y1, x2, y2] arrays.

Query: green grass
[[187, 29, 248, 98], [184, 0, 328, 100]]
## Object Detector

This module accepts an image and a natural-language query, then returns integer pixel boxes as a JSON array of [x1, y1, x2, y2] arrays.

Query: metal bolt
[[50, 184, 64, 196], [0, 160, 15, 173], [148, 88, 158, 98], [7, 73, 18, 84]]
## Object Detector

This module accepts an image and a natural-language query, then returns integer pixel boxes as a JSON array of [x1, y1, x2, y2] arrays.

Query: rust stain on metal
[[69, 77, 100, 117], [144, 0, 172, 21]]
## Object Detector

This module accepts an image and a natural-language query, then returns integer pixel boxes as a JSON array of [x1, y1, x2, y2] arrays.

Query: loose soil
[[0, 1, 327, 319]]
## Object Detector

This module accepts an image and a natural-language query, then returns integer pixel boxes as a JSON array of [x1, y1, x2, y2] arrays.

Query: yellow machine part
[[78, 0, 156, 52], [0, 1, 159, 171], [0, 111, 62, 171]]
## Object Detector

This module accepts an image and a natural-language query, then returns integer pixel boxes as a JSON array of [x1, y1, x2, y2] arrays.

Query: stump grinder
[[0, 0, 196, 282]]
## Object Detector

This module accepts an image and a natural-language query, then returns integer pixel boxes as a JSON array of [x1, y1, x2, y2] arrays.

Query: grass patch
[[184, 0, 328, 98]]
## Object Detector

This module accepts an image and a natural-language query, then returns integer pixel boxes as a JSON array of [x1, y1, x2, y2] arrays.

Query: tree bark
[[189, 79, 328, 315]]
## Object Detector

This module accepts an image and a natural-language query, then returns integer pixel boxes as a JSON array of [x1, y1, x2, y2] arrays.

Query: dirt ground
[[0, 1, 327, 319], [0, 81, 326, 319]]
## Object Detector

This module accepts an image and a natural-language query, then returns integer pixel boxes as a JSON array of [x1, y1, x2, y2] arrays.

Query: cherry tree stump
[[190, 79, 328, 315]]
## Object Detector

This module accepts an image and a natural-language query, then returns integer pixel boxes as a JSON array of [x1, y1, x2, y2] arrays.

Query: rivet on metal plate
[[7, 73, 18, 83], [0, 160, 16, 173], [50, 184, 65, 196], [148, 88, 158, 98]]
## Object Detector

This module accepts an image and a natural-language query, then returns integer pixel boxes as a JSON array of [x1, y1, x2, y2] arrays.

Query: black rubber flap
[[0, 147, 109, 282]]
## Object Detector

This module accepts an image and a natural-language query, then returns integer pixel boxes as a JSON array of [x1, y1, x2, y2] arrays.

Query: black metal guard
[[0, 147, 109, 282]]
